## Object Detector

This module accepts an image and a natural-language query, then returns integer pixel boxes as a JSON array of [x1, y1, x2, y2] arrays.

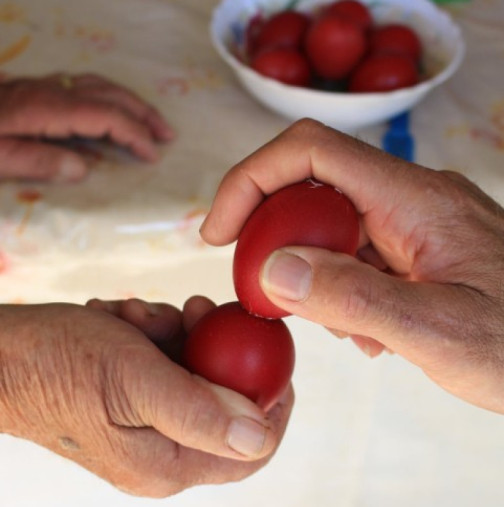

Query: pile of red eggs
[[245, 0, 423, 93]]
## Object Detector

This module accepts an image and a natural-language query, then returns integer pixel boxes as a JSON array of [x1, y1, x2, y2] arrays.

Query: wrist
[[0, 305, 33, 435]]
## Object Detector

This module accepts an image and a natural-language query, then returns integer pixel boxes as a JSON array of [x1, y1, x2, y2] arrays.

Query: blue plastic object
[[382, 111, 415, 162]]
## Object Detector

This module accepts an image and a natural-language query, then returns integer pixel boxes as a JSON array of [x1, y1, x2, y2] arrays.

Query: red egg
[[183, 302, 295, 411], [369, 24, 423, 62], [233, 179, 360, 319], [349, 53, 419, 92], [252, 10, 310, 56], [323, 1, 373, 31], [304, 14, 367, 80], [251, 47, 312, 87]]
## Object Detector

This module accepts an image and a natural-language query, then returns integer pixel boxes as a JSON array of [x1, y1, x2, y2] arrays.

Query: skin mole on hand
[[58, 436, 81, 451]]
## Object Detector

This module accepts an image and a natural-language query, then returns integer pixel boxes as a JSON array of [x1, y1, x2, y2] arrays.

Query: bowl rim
[[210, 0, 466, 101]]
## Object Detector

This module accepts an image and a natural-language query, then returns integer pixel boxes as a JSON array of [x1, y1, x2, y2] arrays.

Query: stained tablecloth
[[1, 1, 504, 506]]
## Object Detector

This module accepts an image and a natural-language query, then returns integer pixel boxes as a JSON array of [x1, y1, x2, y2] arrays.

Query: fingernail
[[147, 109, 174, 142], [227, 417, 267, 457], [261, 250, 312, 301], [157, 123, 175, 142], [278, 384, 293, 406], [362, 344, 374, 358], [199, 215, 208, 236], [142, 300, 159, 316], [87, 299, 114, 312], [205, 382, 269, 457], [85, 298, 102, 309], [131, 298, 159, 317], [332, 329, 349, 339], [57, 156, 86, 182], [361, 344, 383, 359]]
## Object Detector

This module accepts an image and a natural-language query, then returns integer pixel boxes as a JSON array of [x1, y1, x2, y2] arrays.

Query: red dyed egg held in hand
[[183, 302, 295, 411], [233, 179, 360, 319]]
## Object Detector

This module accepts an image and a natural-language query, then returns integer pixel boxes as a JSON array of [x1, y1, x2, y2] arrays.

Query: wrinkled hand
[[0, 297, 293, 497], [0, 73, 173, 182], [201, 118, 504, 415]]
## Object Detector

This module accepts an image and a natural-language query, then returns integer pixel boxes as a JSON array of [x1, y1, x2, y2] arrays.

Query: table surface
[[1, 1, 504, 506]]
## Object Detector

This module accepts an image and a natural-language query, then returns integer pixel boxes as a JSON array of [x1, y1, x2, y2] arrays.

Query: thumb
[[0, 138, 87, 182], [110, 347, 292, 461], [259, 246, 472, 367]]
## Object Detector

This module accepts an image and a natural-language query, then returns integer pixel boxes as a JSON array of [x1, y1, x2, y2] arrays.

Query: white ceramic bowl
[[210, 0, 465, 132]]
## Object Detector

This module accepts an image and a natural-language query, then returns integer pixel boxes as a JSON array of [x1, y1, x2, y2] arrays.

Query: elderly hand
[[0, 297, 293, 497], [0, 73, 173, 182], [201, 119, 504, 415]]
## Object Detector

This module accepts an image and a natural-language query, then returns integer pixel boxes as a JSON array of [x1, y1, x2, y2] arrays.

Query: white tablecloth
[[1, 1, 504, 506]]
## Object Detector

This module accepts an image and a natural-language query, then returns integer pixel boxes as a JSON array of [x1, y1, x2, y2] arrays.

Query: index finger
[[200, 119, 421, 245], [68, 74, 174, 142]]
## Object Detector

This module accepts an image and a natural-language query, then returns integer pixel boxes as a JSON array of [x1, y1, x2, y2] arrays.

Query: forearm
[[0, 303, 70, 437], [0, 307, 24, 435]]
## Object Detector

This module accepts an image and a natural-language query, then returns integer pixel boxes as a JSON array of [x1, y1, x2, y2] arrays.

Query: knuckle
[[423, 171, 504, 235], [425, 170, 482, 211], [285, 118, 348, 157], [101, 354, 144, 428], [340, 269, 376, 325], [286, 117, 325, 139], [330, 262, 399, 332], [35, 149, 66, 176], [175, 391, 218, 445], [0, 138, 22, 160], [439, 169, 470, 184]]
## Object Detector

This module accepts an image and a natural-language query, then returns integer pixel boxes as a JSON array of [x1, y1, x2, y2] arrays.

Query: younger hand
[[201, 119, 504, 415]]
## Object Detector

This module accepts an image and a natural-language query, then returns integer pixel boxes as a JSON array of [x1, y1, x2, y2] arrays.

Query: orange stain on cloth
[[445, 100, 504, 152], [0, 3, 27, 24], [16, 189, 43, 235], [17, 189, 42, 204], [0, 34, 31, 65]]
